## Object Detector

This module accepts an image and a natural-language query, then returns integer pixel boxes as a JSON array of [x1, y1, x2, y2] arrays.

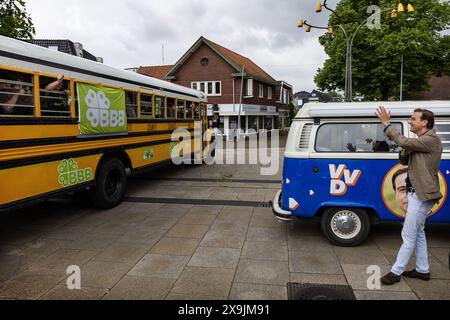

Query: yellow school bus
[[0, 35, 211, 213]]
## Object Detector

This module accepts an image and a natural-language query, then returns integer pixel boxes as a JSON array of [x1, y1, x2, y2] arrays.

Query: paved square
[[0, 145, 448, 300]]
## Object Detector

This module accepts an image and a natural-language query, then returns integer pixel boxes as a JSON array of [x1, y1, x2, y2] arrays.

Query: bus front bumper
[[272, 190, 292, 222]]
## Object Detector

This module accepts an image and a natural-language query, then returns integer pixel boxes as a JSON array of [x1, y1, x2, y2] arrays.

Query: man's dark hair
[[392, 168, 408, 191], [414, 108, 435, 129]]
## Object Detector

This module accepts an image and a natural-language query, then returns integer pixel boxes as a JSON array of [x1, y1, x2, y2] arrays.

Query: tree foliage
[[0, 0, 35, 39], [314, 0, 450, 100]]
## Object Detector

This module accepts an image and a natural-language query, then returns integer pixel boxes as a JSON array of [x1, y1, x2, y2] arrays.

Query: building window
[[259, 84, 264, 98], [191, 81, 222, 97], [248, 116, 258, 132], [268, 87, 272, 100], [207, 82, 213, 95], [200, 57, 209, 67], [215, 82, 221, 95], [246, 79, 253, 97]]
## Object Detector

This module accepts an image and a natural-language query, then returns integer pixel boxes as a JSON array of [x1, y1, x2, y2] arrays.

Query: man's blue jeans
[[391, 192, 435, 276]]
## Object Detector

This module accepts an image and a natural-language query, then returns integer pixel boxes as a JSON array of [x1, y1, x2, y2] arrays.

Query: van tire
[[321, 207, 370, 247], [89, 157, 127, 210]]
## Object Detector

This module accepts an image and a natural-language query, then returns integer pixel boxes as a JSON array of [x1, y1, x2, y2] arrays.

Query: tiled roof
[[138, 65, 173, 80], [165, 37, 278, 85], [203, 38, 277, 84]]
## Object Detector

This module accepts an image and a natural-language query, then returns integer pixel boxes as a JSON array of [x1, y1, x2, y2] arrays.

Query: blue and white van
[[273, 101, 449, 246]]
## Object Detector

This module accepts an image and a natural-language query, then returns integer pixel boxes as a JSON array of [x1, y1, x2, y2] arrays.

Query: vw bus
[[273, 101, 449, 246]]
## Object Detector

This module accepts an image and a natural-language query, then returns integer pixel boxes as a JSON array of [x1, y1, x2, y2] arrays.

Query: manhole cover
[[287, 283, 356, 300]]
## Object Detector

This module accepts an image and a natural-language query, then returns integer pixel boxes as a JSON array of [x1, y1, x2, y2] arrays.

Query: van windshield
[[315, 123, 402, 153]]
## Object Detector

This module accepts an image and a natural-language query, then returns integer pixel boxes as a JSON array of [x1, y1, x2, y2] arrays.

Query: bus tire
[[89, 157, 127, 210], [321, 207, 370, 247]]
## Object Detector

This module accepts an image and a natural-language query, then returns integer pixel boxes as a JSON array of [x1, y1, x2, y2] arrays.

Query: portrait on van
[[382, 164, 448, 219]]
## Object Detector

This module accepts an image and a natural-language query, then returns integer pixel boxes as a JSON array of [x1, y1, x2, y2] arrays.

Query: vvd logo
[[329, 164, 362, 196], [85, 89, 125, 128]]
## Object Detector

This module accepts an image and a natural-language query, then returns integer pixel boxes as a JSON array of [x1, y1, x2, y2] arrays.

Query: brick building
[[137, 37, 292, 138]]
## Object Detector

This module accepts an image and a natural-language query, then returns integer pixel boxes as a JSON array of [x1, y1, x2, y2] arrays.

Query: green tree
[[0, 0, 35, 39], [314, 0, 450, 101]]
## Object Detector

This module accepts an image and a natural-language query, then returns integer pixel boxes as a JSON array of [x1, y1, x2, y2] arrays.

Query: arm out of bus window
[[385, 125, 434, 153]]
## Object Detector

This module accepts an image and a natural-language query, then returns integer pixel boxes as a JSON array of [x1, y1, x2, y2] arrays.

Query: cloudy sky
[[27, 0, 339, 93]]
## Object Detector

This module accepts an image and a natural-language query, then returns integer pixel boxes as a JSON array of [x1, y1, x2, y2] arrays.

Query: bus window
[[140, 93, 153, 118], [0, 69, 34, 116], [201, 103, 207, 118], [193, 102, 200, 120], [167, 97, 176, 118], [155, 96, 164, 119], [126, 91, 138, 118], [315, 123, 403, 153], [177, 99, 185, 119], [40, 76, 71, 117], [186, 101, 194, 119]]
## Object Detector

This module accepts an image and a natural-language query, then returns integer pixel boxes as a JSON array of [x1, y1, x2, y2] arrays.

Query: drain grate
[[287, 283, 356, 300], [259, 201, 273, 208]]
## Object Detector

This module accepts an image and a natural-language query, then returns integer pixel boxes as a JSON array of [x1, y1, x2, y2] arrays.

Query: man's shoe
[[402, 269, 431, 281], [381, 272, 401, 285]]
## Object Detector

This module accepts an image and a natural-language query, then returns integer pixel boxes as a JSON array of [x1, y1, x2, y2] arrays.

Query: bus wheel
[[89, 158, 127, 210], [321, 207, 370, 247]]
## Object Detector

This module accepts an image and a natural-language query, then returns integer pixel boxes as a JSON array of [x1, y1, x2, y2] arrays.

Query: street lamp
[[298, 1, 415, 101]]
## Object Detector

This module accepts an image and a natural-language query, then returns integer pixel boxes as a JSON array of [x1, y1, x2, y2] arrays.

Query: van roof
[[296, 101, 450, 119]]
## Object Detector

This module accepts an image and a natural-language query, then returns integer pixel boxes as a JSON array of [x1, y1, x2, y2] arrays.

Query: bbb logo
[[329, 164, 362, 196], [85, 89, 125, 128]]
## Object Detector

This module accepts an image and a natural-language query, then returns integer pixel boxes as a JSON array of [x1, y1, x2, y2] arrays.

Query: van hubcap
[[331, 211, 362, 240]]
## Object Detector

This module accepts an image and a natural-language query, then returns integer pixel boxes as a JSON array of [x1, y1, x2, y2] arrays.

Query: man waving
[[376, 106, 443, 285]]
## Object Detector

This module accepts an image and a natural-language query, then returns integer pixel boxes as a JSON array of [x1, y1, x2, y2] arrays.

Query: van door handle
[[312, 167, 319, 174]]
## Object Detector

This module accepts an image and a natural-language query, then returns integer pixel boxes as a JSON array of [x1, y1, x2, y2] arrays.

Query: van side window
[[315, 123, 402, 153], [435, 123, 449, 152], [39, 76, 71, 117], [0, 70, 34, 116]]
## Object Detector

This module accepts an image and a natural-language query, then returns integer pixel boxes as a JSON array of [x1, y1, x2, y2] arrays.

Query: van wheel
[[321, 207, 370, 247], [89, 158, 127, 209]]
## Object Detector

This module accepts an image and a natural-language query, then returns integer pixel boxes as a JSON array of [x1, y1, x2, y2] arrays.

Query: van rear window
[[315, 123, 402, 153], [436, 124, 449, 152]]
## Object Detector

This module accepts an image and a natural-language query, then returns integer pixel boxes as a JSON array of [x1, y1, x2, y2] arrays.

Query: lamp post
[[299, 1, 414, 101]]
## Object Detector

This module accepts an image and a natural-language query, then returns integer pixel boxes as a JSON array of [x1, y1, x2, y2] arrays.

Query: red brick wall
[[172, 43, 277, 106]]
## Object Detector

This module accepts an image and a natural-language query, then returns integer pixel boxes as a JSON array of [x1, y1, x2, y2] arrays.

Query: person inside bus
[[0, 77, 33, 115], [392, 168, 409, 215], [0, 74, 66, 115], [44, 74, 65, 91]]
